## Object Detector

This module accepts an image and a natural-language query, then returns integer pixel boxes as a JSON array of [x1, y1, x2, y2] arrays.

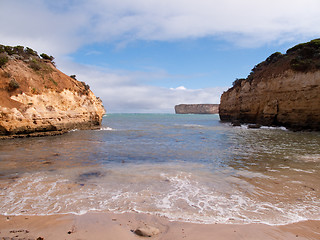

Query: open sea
[[0, 114, 319, 225]]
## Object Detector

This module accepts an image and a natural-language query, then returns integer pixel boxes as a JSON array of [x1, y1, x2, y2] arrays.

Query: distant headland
[[175, 104, 219, 114]]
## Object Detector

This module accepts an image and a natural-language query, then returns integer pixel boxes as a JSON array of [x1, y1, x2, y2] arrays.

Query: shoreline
[[0, 212, 319, 240]]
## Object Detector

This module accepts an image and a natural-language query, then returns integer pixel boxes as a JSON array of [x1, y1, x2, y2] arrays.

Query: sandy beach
[[0, 212, 319, 240]]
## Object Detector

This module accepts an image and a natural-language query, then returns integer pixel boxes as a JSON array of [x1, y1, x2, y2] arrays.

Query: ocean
[[0, 114, 319, 225]]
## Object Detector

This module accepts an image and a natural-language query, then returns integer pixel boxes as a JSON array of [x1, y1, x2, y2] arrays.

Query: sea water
[[0, 114, 319, 225]]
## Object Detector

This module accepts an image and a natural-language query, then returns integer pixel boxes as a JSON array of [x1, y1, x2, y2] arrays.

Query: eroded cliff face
[[219, 70, 320, 130], [175, 104, 219, 114], [219, 39, 320, 131], [0, 45, 105, 138]]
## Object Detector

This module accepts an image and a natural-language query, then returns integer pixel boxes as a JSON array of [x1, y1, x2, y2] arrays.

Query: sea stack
[[175, 104, 219, 114], [0, 45, 105, 138], [219, 39, 320, 131]]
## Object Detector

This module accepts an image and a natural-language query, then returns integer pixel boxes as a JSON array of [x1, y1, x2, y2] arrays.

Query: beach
[[1, 114, 319, 239], [1, 213, 320, 240]]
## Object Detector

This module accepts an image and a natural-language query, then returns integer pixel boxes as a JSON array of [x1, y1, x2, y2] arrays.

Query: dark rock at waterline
[[248, 124, 262, 129], [231, 120, 241, 127], [133, 225, 160, 237], [77, 171, 105, 182]]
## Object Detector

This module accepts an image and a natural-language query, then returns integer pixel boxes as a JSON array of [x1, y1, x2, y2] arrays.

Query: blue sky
[[1, 0, 320, 113]]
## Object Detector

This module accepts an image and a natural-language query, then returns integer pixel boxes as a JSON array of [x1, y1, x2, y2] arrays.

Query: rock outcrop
[[0, 45, 105, 138], [175, 104, 219, 114], [219, 39, 320, 131]]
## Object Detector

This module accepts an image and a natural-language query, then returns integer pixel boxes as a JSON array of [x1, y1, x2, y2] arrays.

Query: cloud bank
[[1, 0, 319, 112], [1, 0, 319, 55], [60, 61, 225, 113]]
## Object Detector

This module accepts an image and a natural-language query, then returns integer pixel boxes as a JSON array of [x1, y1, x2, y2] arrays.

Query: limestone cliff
[[175, 104, 219, 114], [0, 45, 105, 138], [219, 39, 320, 131]]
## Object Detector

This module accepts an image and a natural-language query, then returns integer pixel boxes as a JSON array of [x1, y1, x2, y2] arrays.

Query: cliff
[[175, 104, 219, 114], [219, 39, 320, 131], [0, 45, 105, 138]]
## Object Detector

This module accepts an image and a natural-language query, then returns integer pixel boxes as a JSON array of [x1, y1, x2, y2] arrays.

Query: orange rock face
[[219, 39, 320, 131], [0, 46, 105, 138], [219, 70, 320, 130]]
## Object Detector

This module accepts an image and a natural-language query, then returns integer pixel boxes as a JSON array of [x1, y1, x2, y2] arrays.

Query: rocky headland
[[175, 104, 219, 114], [0, 45, 105, 138], [219, 39, 320, 131]]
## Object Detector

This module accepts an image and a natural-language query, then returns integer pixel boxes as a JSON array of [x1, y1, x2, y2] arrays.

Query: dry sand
[[0, 212, 319, 240]]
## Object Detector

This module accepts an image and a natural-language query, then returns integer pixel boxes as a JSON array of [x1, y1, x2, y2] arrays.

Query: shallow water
[[0, 114, 319, 225]]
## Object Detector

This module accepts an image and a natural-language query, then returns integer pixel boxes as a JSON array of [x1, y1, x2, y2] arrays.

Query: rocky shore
[[0, 45, 105, 138], [219, 39, 320, 131], [175, 104, 219, 114]]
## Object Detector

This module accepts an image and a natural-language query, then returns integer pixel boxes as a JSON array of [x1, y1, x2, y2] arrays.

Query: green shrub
[[266, 52, 282, 63], [81, 81, 90, 90], [232, 78, 246, 87], [2, 71, 11, 78], [25, 47, 38, 56], [290, 58, 312, 72], [0, 45, 5, 53], [4, 46, 15, 55], [0, 53, 8, 67], [40, 53, 54, 61], [299, 47, 315, 59], [8, 79, 20, 90], [13, 46, 24, 55], [70, 75, 77, 80], [29, 59, 41, 71]]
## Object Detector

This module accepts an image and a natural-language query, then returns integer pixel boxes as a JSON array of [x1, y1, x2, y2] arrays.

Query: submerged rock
[[248, 124, 261, 129]]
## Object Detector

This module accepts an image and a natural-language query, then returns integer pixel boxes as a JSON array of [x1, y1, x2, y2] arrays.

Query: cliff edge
[[219, 39, 320, 131], [175, 104, 219, 114], [0, 45, 105, 138]]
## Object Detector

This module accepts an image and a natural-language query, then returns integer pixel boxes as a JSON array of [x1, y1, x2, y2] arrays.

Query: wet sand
[[0, 213, 319, 240]]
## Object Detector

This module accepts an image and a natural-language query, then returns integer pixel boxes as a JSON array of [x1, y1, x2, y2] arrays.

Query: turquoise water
[[0, 114, 319, 225]]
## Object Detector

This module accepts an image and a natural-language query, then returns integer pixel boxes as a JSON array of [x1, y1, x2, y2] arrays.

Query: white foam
[[1, 168, 319, 226], [98, 127, 114, 131]]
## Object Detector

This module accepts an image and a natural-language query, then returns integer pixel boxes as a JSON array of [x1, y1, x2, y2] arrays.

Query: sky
[[1, 0, 320, 113]]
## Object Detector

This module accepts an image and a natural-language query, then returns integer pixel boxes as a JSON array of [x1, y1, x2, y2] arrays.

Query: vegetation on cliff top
[[232, 39, 320, 87], [0, 44, 55, 69], [0, 44, 92, 97]]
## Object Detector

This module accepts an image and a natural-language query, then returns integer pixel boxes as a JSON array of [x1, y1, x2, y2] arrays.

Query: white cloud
[[1, 0, 319, 55], [59, 60, 226, 113], [0, 0, 318, 112], [171, 86, 187, 90]]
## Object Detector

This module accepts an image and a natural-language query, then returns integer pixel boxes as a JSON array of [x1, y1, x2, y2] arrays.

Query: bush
[[232, 78, 246, 87], [8, 79, 20, 90], [81, 81, 90, 90], [4, 46, 15, 55], [2, 71, 11, 78], [266, 52, 282, 63], [29, 59, 41, 71], [13, 46, 24, 55], [25, 47, 38, 56], [40, 53, 54, 61], [0, 53, 8, 67], [70, 75, 77, 80], [290, 58, 312, 72], [0, 45, 5, 53]]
